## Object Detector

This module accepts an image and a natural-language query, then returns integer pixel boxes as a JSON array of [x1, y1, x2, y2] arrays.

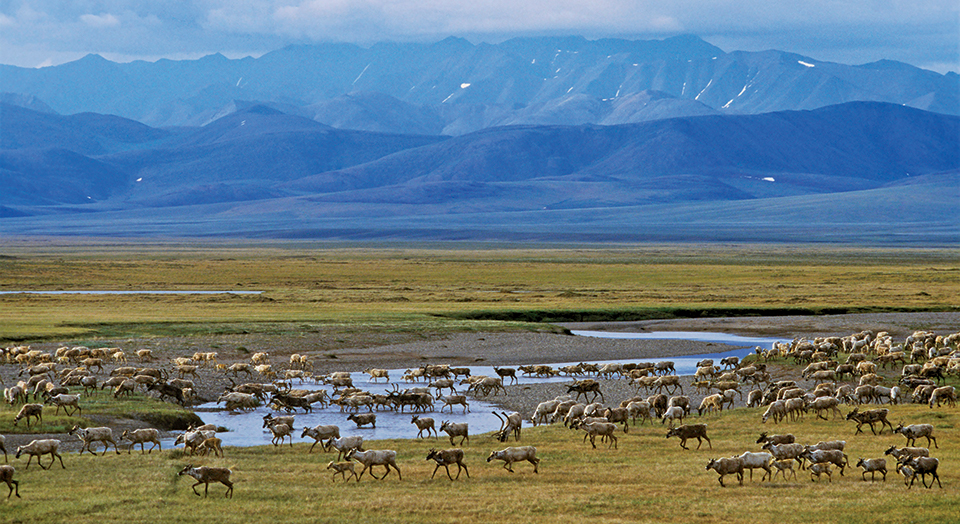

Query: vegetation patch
[[1, 405, 956, 524], [437, 306, 950, 324], [0, 243, 957, 522], [0, 389, 203, 434], [1, 244, 957, 343]]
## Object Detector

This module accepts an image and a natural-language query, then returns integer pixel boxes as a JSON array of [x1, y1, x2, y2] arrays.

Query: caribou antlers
[[493, 411, 522, 442]]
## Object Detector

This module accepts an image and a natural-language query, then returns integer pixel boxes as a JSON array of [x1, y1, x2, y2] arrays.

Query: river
[[166, 330, 788, 449]]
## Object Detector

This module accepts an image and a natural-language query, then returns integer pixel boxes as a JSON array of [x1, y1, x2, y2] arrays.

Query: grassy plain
[[1, 404, 957, 524], [0, 242, 958, 522], [1, 242, 957, 344]]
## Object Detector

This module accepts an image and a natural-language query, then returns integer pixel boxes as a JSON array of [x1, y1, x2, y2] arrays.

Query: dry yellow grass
[[1, 242, 957, 342], [0, 404, 956, 523], [0, 242, 957, 522]]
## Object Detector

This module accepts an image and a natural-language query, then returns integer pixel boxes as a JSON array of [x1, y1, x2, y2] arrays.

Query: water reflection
[[166, 331, 788, 449], [570, 330, 788, 376], [168, 371, 506, 449]]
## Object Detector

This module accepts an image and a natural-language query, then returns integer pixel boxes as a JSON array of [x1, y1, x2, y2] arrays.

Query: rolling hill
[[0, 100, 957, 244]]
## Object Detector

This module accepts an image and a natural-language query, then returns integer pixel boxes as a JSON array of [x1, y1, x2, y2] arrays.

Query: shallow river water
[[165, 331, 788, 449]]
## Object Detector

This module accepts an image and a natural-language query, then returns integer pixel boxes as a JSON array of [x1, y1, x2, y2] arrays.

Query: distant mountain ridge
[[0, 102, 445, 208], [2, 35, 957, 244], [1, 35, 956, 135], [1, 100, 957, 244]]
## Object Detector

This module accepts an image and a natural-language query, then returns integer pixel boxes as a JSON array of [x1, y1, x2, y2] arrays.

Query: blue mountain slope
[[0, 103, 170, 155], [164, 105, 333, 147], [0, 104, 446, 207], [1, 36, 955, 134], [1, 93, 56, 114], [4, 171, 954, 243], [308, 92, 446, 135], [102, 106, 446, 206], [0, 148, 130, 205], [286, 102, 959, 200], [1, 101, 956, 244]]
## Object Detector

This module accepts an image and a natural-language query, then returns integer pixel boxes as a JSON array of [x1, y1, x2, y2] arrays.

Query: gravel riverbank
[[3, 311, 956, 450], [342, 311, 959, 421]]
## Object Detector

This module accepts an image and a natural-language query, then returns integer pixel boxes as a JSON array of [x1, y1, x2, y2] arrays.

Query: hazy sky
[[1, 1, 957, 73]]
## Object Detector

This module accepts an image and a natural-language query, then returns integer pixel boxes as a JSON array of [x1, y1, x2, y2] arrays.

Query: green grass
[[0, 243, 957, 343], [1, 404, 957, 523], [0, 388, 201, 434], [0, 242, 958, 521]]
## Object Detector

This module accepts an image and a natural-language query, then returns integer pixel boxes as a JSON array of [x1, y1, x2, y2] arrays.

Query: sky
[[1, 1, 957, 74]]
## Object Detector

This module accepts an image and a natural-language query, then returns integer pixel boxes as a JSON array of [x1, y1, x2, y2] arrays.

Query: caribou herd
[[1, 326, 957, 497]]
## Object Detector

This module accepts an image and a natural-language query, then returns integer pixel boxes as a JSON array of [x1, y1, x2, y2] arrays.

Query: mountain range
[[1, 36, 958, 244], [1, 99, 957, 243], [1, 35, 956, 134]]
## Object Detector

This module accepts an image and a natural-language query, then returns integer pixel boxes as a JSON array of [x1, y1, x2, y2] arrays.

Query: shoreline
[[332, 311, 959, 372], [559, 311, 960, 339], [3, 311, 956, 451], [328, 331, 745, 371]]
